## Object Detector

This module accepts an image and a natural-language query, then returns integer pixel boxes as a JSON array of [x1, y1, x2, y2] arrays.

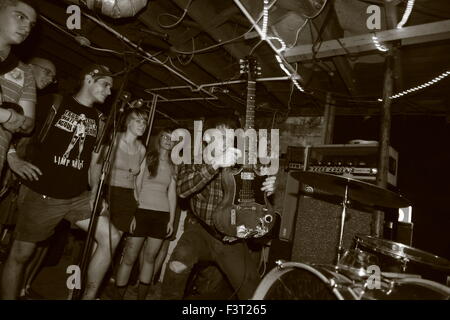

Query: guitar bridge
[[241, 172, 255, 180]]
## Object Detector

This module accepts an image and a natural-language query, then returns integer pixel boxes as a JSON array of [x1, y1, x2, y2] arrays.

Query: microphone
[[130, 98, 144, 108], [119, 92, 131, 112]]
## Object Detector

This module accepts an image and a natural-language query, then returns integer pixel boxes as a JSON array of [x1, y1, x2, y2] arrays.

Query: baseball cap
[[81, 64, 114, 80]]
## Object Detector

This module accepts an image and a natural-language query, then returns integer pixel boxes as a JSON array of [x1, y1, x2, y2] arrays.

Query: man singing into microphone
[[1, 64, 121, 300]]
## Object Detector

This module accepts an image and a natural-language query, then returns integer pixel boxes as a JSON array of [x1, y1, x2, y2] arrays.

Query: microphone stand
[[70, 70, 130, 300]]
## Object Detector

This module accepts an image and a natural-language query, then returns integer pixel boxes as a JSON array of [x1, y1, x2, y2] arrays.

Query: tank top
[[138, 159, 172, 212], [108, 136, 144, 189]]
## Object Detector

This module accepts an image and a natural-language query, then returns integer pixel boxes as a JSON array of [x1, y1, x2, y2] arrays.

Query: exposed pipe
[[81, 12, 218, 100], [146, 76, 293, 93]]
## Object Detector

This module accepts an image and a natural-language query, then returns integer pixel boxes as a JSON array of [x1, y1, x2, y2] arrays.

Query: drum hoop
[[252, 262, 345, 300], [394, 277, 450, 297], [355, 235, 450, 270]]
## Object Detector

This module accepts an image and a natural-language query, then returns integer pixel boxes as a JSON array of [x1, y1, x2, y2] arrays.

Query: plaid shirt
[[177, 163, 222, 226]]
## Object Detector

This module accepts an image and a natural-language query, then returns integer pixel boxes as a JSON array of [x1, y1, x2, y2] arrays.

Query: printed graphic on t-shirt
[[53, 110, 97, 170], [3, 67, 25, 87]]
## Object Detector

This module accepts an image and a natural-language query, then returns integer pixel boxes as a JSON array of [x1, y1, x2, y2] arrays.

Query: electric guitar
[[213, 56, 277, 239]]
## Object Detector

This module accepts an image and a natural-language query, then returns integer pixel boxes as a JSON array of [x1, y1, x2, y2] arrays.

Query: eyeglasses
[[31, 64, 57, 83], [161, 134, 174, 142]]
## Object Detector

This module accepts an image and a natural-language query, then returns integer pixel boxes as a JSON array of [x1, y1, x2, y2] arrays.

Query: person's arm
[[0, 108, 14, 122], [176, 164, 218, 199], [16, 66, 37, 134], [88, 149, 103, 206], [16, 99, 35, 133], [167, 175, 177, 236], [177, 147, 241, 198], [6, 149, 42, 181], [135, 158, 146, 202]]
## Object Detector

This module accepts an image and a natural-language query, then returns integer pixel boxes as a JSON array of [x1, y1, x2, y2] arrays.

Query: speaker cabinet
[[292, 196, 378, 265], [276, 171, 382, 266]]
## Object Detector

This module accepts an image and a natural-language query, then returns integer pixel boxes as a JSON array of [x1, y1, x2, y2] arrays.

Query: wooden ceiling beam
[[285, 19, 450, 62]]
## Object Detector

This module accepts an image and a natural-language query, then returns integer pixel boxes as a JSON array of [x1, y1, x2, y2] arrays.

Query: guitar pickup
[[241, 172, 255, 180]]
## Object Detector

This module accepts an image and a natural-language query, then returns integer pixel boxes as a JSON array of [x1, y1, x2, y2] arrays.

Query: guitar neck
[[245, 80, 256, 130]]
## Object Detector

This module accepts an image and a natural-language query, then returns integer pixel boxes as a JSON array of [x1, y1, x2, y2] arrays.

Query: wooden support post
[[374, 55, 395, 237], [322, 92, 335, 144]]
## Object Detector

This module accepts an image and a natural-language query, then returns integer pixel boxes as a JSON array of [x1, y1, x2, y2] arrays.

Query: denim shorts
[[14, 185, 92, 243]]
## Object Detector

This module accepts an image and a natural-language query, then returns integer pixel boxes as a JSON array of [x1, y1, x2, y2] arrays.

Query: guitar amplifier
[[286, 143, 398, 187]]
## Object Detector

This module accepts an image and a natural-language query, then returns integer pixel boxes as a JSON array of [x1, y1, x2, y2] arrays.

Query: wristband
[[7, 148, 16, 154]]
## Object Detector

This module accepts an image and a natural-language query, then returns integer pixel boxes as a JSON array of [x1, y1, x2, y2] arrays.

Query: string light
[[263, 1, 302, 92], [397, 0, 415, 29], [267, 36, 286, 53], [261, 0, 269, 40], [372, 35, 389, 52], [275, 55, 304, 92], [377, 70, 450, 101]]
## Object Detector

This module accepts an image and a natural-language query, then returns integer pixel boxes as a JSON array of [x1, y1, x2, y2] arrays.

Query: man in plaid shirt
[[161, 117, 276, 300]]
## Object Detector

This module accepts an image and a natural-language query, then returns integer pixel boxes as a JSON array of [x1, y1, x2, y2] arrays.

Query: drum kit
[[253, 172, 450, 300]]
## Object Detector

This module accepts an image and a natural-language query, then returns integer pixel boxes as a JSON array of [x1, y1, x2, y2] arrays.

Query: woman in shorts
[[115, 127, 177, 300], [106, 108, 147, 236]]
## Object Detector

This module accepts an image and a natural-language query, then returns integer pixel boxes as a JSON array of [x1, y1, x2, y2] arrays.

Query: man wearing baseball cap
[[1, 64, 121, 300]]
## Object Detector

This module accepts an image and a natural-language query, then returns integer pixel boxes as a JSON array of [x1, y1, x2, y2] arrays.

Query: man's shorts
[[14, 185, 92, 242]]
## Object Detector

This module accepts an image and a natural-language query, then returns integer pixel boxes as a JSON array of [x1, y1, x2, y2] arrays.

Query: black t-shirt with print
[[24, 96, 101, 199]]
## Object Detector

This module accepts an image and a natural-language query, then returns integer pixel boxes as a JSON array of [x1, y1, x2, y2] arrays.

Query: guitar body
[[214, 166, 276, 238]]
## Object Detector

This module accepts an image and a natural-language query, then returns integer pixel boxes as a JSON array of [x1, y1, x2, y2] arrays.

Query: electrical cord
[[177, 37, 195, 66], [301, 0, 329, 19], [170, 25, 254, 55], [158, 0, 194, 29], [287, 18, 310, 49], [249, 39, 264, 55]]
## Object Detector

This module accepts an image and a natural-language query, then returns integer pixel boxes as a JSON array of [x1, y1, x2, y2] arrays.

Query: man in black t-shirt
[[0, 64, 121, 300]]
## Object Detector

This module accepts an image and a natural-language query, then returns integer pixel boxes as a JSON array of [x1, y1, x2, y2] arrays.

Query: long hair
[[119, 108, 148, 132], [146, 127, 176, 178]]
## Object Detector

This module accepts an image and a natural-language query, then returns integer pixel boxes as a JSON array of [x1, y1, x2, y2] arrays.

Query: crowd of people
[[0, 0, 277, 300]]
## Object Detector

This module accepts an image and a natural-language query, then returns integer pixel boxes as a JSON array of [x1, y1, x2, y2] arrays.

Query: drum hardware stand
[[336, 184, 350, 264]]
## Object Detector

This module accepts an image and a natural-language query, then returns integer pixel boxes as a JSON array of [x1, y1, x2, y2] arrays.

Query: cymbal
[[290, 171, 411, 209]]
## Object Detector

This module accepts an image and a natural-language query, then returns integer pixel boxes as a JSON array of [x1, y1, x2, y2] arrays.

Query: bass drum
[[252, 262, 450, 300]]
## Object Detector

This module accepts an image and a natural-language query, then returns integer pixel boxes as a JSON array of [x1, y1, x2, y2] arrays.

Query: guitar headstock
[[240, 56, 262, 81]]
